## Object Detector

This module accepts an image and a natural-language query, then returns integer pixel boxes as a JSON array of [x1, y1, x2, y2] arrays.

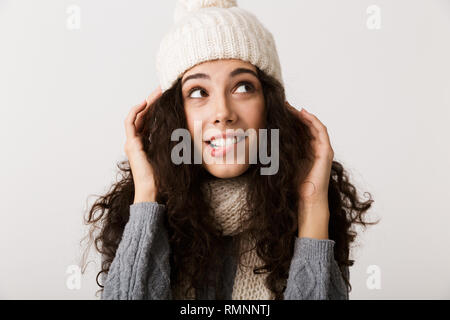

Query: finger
[[285, 101, 319, 138], [286, 101, 312, 123], [302, 116, 320, 139], [285, 101, 301, 116], [141, 86, 163, 117], [285, 101, 296, 111], [135, 111, 146, 133], [301, 110, 332, 145], [135, 104, 150, 133], [300, 109, 326, 131], [286, 101, 308, 122], [125, 100, 147, 138], [136, 86, 163, 131], [146, 86, 162, 107], [127, 87, 163, 137]]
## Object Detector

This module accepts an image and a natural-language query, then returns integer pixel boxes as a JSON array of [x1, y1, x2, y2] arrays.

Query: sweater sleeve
[[283, 237, 349, 300], [101, 202, 172, 300]]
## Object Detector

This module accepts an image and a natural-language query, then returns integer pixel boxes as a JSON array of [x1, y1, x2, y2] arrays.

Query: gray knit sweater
[[100, 202, 349, 300]]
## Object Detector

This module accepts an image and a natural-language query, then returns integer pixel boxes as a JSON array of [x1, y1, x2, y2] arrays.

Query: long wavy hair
[[80, 66, 378, 299]]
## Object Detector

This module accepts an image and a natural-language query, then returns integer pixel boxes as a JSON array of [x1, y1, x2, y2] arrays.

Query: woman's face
[[181, 59, 265, 178]]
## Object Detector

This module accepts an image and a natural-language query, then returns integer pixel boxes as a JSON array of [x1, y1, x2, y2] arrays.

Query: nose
[[213, 94, 237, 125]]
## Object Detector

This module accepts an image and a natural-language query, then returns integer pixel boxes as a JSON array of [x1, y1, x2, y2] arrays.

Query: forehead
[[181, 59, 257, 79]]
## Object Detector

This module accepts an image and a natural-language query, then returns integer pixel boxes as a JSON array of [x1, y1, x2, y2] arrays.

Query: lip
[[204, 131, 246, 143], [205, 136, 247, 158]]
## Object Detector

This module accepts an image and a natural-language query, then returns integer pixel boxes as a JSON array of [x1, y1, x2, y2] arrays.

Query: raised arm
[[283, 237, 349, 300], [101, 202, 172, 300]]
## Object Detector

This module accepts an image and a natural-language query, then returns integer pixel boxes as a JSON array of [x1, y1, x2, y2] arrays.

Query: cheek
[[241, 101, 265, 128], [185, 108, 206, 143]]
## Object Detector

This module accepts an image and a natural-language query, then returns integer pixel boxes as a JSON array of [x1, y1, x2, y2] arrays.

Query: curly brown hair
[[80, 67, 379, 299]]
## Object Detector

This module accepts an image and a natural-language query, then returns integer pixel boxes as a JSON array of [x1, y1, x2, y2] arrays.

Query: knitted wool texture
[[156, 0, 284, 93], [202, 174, 275, 300], [172, 173, 275, 300]]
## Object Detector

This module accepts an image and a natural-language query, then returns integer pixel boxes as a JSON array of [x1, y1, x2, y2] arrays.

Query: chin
[[198, 136, 254, 179], [203, 163, 250, 179]]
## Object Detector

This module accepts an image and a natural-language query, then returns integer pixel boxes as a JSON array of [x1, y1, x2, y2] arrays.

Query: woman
[[82, 0, 376, 300]]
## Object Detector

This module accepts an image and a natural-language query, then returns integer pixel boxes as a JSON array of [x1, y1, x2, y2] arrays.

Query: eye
[[187, 87, 208, 99], [186, 82, 255, 99], [235, 82, 255, 94]]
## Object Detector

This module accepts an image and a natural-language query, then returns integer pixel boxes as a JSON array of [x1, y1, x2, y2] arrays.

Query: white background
[[0, 0, 449, 299]]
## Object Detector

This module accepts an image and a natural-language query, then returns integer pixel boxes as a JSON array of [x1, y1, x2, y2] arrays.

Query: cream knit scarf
[[173, 173, 275, 300]]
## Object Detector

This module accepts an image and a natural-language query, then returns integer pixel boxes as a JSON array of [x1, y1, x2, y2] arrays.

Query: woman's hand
[[286, 102, 334, 239], [124, 87, 162, 204]]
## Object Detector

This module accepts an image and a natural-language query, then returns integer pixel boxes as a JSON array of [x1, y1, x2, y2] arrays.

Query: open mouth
[[205, 135, 247, 158]]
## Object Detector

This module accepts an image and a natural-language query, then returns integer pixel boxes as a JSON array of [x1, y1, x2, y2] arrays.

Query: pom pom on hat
[[174, 0, 238, 23]]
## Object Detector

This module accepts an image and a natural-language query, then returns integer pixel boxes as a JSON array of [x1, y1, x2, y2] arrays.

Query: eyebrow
[[181, 68, 258, 87]]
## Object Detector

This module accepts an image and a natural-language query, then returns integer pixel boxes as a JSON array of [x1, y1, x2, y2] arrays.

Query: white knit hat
[[156, 0, 284, 93]]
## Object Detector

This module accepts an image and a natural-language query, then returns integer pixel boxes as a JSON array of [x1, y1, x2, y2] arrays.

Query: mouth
[[204, 135, 247, 158]]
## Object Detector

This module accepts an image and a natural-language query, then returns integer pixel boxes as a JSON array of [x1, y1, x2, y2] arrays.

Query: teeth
[[210, 136, 243, 148]]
